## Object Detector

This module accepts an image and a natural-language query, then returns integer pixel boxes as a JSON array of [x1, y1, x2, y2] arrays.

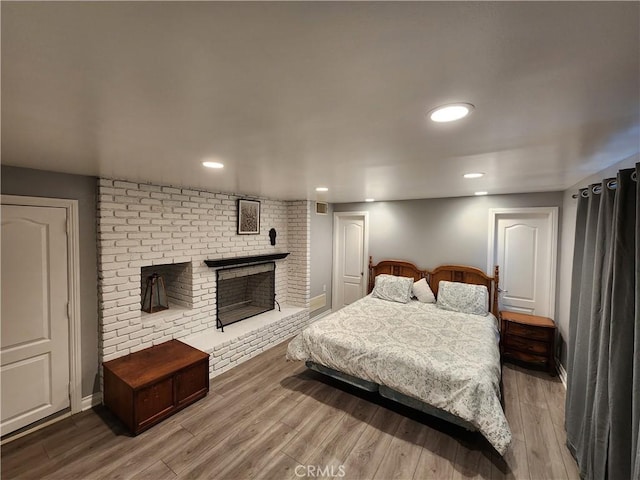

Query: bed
[[286, 258, 512, 455]]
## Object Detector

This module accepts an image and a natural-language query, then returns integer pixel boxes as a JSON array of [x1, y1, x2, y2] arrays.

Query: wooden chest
[[103, 339, 209, 434], [500, 311, 556, 375]]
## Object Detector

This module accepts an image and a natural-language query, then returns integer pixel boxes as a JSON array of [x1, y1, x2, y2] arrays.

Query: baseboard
[[309, 293, 327, 313], [310, 309, 332, 321], [556, 360, 567, 389], [81, 392, 103, 411], [1, 411, 71, 445]]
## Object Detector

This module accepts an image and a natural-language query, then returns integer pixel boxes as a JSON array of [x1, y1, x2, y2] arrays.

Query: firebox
[[216, 262, 276, 331]]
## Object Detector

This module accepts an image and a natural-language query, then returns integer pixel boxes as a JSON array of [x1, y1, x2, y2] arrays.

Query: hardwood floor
[[1, 340, 579, 480]]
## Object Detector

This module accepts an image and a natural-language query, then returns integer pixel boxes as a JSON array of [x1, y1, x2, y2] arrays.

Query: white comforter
[[286, 295, 512, 454]]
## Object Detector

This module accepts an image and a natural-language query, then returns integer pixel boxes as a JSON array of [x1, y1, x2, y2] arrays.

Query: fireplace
[[216, 262, 276, 331]]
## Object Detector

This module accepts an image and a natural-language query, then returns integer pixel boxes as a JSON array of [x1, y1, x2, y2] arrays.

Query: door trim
[[487, 207, 558, 318], [332, 211, 369, 311], [1, 195, 82, 415]]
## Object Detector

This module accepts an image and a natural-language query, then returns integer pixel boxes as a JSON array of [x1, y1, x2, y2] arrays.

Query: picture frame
[[237, 199, 260, 235]]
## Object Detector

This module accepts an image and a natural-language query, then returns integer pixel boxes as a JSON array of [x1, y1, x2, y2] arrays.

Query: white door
[[333, 213, 368, 309], [489, 208, 558, 317], [1, 204, 70, 434]]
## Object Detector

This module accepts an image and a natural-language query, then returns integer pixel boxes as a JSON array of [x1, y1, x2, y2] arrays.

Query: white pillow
[[371, 274, 414, 304], [412, 278, 436, 303], [436, 280, 489, 316]]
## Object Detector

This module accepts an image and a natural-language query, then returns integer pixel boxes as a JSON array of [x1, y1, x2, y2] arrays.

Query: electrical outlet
[[323, 284, 326, 292]]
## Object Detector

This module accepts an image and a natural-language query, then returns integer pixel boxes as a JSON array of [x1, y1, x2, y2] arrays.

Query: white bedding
[[286, 295, 512, 454]]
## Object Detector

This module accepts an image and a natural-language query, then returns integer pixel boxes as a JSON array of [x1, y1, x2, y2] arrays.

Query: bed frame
[[306, 258, 502, 435]]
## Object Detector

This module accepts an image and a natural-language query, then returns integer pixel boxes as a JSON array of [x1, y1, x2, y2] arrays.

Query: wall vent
[[315, 202, 328, 215]]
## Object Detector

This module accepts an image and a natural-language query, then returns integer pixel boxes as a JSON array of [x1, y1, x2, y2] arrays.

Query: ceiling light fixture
[[202, 161, 224, 169], [429, 103, 474, 123], [365, 198, 375, 202], [463, 172, 485, 179], [475, 191, 488, 196], [315, 187, 329, 192]]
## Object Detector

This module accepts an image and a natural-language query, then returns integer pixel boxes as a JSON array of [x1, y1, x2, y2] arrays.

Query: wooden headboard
[[427, 265, 500, 317], [368, 257, 500, 317], [368, 257, 426, 293]]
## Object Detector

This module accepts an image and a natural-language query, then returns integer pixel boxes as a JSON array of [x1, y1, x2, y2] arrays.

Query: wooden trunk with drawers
[[500, 310, 556, 375], [103, 339, 209, 434]]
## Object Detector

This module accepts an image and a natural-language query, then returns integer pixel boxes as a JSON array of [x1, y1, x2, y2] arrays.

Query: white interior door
[[333, 213, 368, 309], [489, 208, 558, 317], [1, 204, 70, 434]]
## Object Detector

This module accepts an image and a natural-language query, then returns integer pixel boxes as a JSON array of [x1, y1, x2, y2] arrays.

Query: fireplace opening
[[216, 262, 276, 331]]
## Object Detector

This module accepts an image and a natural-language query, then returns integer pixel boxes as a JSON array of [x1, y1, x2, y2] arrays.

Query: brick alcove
[[140, 262, 193, 310]]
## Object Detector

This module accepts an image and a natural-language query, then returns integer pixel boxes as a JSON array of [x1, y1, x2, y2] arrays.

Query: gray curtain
[[565, 163, 639, 480]]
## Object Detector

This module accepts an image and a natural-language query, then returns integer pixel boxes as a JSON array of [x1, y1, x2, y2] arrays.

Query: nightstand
[[500, 311, 556, 375]]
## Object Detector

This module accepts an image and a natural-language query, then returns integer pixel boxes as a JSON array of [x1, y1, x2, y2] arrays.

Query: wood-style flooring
[[1, 340, 579, 480]]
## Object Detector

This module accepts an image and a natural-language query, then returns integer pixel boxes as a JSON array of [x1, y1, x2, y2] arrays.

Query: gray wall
[[1, 165, 99, 397], [334, 191, 566, 362], [556, 153, 639, 367], [334, 192, 564, 271], [310, 202, 333, 316]]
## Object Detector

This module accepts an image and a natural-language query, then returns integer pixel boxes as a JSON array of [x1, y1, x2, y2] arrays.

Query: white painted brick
[[103, 352, 123, 362], [117, 297, 140, 308], [115, 211, 140, 218], [116, 310, 141, 322], [130, 343, 151, 354], [113, 180, 138, 189], [100, 217, 127, 226], [126, 190, 150, 198], [101, 290, 131, 302], [117, 324, 142, 336], [114, 226, 140, 232], [150, 192, 171, 200], [127, 204, 152, 212], [97, 178, 306, 382], [102, 346, 117, 356], [116, 339, 142, 351]]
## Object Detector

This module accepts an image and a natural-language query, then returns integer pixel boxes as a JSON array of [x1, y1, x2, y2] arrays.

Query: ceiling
[[2, 2, 639, 203]]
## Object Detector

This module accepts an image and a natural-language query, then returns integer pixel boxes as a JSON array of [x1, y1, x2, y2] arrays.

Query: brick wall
[[97, 179, 310, 370], [287, 201, 311, 308]]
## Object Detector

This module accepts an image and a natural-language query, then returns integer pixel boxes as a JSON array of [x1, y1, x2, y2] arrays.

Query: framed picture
[[237, 199, 260, 235]]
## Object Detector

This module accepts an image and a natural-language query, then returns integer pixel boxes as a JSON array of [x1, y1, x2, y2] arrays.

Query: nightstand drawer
[[505, 335, 549, 355], [507, 322, 552, 341], [503, 349, 548, 366]]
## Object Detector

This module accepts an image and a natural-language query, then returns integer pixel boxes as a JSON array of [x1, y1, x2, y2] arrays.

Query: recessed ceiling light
[[315, 187, 329, 192], [475, 191, 488, 196], [463, 172, 485, 179], [429, 103, 474, 123], [202, 161, 224, 169], [365, 198, 375, 202]]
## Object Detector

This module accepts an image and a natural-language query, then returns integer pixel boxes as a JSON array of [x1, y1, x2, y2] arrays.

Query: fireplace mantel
[[204, 253, 290, 268]]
